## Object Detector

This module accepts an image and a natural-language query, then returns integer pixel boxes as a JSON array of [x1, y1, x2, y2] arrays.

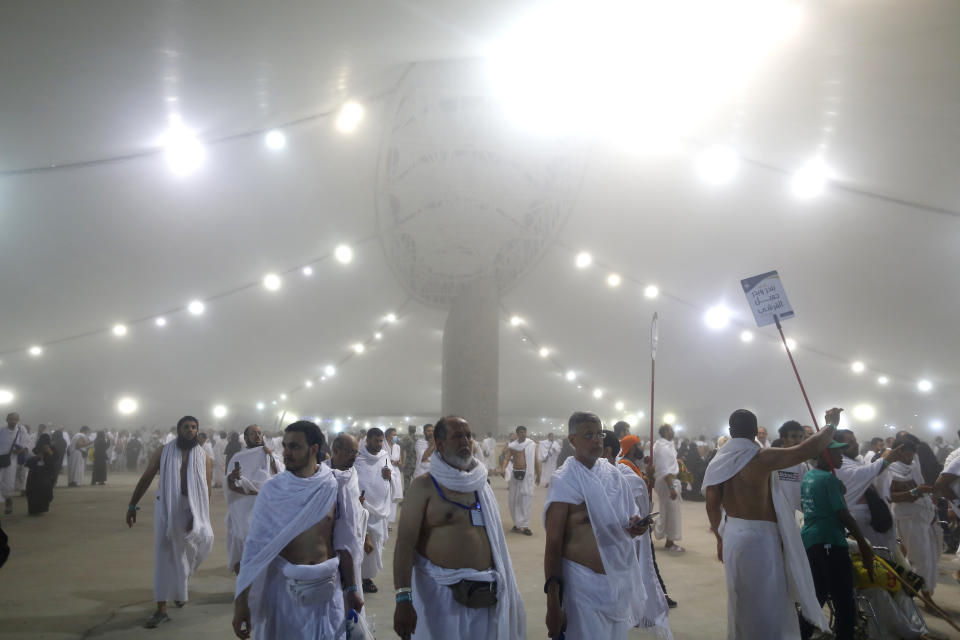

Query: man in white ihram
[[67, 426, 91, 487], [233, 421, 363, 640], [1, 412, 29, 514], [501, 425, 539, 535], [393, 415, 525, 640], [385, 427, 405, 526], [413, 424, 434, 478], [224, 424, 282, 574], [355, 427, 392, 594], [538, 432, 562, 488], [482, 432, 498, 472], [127, 415, 214, 629], [703, 409, 834, 639], [652, 424, 684, 552]]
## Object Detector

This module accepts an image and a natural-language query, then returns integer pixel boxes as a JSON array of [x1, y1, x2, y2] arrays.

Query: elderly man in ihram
[[232, 421, 362, 640], [703, 408, 835, 639], [538, 432, 562, 488], [356, 427, 393, 593], [543, 412, 655, 640], [224, 424, 282, 574], [394, 415, 525, 640], [126, 415, 214, 629]]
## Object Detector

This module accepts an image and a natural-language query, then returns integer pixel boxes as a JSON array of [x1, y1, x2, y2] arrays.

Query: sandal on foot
[[144, 612, 170, 628], [174, 601, 185, 608], [665, 544, 685, 553], [521, 528, 533, 536]]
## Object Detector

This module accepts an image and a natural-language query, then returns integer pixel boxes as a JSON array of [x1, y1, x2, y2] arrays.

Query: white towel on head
[[428, 451, 526, 639]]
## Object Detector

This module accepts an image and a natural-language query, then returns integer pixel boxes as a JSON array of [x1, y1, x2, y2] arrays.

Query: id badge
[[470, 509, 484, 527]]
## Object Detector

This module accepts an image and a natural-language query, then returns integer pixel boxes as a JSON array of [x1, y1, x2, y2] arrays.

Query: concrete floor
[[1, 471, 958, 639]]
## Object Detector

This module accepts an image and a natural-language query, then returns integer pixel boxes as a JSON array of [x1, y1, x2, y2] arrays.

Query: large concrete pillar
[[441, 276, 499, 436]]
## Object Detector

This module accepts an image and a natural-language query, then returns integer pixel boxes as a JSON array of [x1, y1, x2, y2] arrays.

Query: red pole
[[774, 315, 834, 473], [774, 315, 819, 431]]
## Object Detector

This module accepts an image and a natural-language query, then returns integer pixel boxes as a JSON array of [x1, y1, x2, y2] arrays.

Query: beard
[[245, 440, 262, 449], [442, 450, 475, 471], [177, 433, 199, 450]]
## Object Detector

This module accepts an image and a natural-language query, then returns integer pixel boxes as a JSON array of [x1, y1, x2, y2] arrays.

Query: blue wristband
[[396, 592, 413, 603], [344, 585, 359, 593]]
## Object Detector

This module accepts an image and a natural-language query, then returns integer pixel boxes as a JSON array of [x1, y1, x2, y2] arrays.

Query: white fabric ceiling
[[2, 0, 958, 437]]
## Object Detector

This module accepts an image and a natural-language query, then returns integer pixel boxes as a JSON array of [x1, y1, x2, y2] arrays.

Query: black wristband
[[544, 575, 564, 605]]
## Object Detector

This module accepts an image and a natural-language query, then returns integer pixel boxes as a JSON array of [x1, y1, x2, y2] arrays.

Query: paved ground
[[1, 470, 958, 639]]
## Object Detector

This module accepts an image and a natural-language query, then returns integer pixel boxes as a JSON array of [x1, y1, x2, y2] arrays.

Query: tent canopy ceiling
[[1, 0, 958, 436]]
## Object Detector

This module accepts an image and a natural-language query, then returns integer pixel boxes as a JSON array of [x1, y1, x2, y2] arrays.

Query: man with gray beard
[[393, 416, 525, 639]]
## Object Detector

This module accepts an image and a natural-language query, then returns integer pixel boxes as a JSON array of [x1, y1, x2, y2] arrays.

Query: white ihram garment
[[329, 464, 368, 594], [413, 452, 525, 639], [701, 437, 828, 639], [235, 465, 344, 640], [507, 439, 536, 528], [617, 462, 673, 639], [413, 439, 431, 478], [883, 461, 941, 593], [543, 457, 648, 640], [212, 438, 228, 487], [224, 446, 282, 569], [388, 441, 404, 523], [0, 425, 27, 500], [538, 440, 561, 487], [481, 437, 498, 471], [67, 433, 89, 486], [355, 446, 391, 580], [153, 442, 214, 602], [836, 456, 898, 551], [652, 438, 682, 541]]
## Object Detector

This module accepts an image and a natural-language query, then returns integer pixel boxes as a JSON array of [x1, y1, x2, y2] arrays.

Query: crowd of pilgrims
[[4, 408, 960, 639]]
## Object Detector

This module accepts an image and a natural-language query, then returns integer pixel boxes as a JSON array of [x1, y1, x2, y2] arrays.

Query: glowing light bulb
[[353, 343, 365, 354], [305, 380, 313, 388], [644, 285, 659, 299], [334, 244, 353, 264], [385, 313, 397, 323], [790, 157, 831, 199], [852, 403, 876, 421], [565, 370, 577, 382], [212, 404, 228, 419], [374, 332, 382, 340], [593, 388, 604, 399], [256, 402, 265, 410], [188, 300, 205, 315], [851, 361, 865, 373], [663, 413, 677, 425], [539, 347, 550, 358], [161, 117, 206, 175], [615, 401, 625, 411], [575, 252, 593, 269], [112, 324, 128, 337], [263, 273, 282, 291], [117, 397, 138, 415], [280, 393, 287, 401], [704, 305, 731, 330], [606, 273, 621, 287], [917, 379, 933, 392], [28, 346, 42, 357], [0, 389, 13, 405], [324, 365, 336, 377], [510, 315, 523, 326], [696, 146, 740, 185], [931, 420, 944, 431], [740, 330, 754, 343], [155, 317, 167, 327], [302, 266, 314, 276], [877, 376, 889, 385], [783, 338, 797, 351], [264, 129, 287, 150], [335, 101, 365, 133]]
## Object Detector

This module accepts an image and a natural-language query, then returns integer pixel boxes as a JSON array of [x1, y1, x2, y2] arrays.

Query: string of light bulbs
[[500, 305, 651, 429], [552, 241, 942, 396]]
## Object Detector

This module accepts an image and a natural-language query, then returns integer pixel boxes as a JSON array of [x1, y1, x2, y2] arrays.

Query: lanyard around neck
[[429, 474, 480, 511]]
